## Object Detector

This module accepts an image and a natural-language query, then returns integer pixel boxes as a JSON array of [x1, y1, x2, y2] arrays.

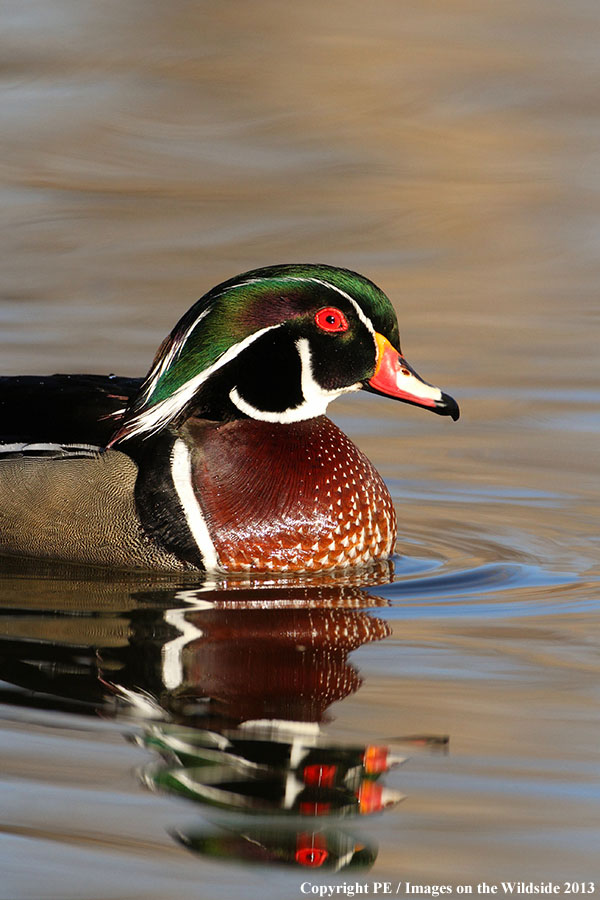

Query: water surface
[[1, 1, 599, 898]]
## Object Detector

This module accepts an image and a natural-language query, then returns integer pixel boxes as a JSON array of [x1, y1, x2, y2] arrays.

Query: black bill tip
[[435, 392, 460, 421]]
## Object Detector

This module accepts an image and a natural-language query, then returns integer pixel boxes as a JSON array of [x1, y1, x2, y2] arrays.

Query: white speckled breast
[[183, 415, 397, 572]]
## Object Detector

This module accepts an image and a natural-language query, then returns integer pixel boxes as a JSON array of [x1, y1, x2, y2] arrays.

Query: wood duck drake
[[0, 264, 459, 573]]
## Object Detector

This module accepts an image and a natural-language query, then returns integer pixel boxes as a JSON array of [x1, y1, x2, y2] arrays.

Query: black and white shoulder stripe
[[0, 441, 103, 460]]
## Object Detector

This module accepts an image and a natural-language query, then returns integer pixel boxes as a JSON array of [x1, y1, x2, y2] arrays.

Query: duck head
[[109, 264, 459, 444]]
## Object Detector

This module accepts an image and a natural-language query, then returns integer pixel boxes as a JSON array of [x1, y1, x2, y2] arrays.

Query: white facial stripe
[[170, 438, 221, 571], [205, 277, 264, 303], [281, 275, 379, 362], [304, 277, 376, 335], [122, 322, 284, 440], [229, 338, 360, 423], [271, 275, 377, 336], [297, 337, 356, 408], [141, 309, 211, 404]]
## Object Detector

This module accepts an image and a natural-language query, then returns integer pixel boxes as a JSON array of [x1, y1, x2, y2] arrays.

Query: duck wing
[[0, 374, 142, 447]]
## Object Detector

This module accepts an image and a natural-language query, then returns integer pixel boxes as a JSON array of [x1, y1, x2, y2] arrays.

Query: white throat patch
[[229, 337, 360, 424]]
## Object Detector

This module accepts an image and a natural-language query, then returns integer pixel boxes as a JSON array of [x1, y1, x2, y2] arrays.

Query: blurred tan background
[[1, 4, 599, 893], [2, 0, 598, 393]]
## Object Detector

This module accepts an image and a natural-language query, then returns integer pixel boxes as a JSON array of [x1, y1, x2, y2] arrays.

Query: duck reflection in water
[[0, 564, 447, 871]]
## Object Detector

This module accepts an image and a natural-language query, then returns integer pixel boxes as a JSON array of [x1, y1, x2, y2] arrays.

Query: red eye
[[314, 307, 349, 333]]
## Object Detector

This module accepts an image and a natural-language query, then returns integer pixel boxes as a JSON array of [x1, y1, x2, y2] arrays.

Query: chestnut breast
[[184, 416, 397, 572]]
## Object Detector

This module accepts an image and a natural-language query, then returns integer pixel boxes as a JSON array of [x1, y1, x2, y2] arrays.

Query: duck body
[[171, 415, 396, 572], [0, 374, 182, 569], [0, 265, 458, 573], [0, 380, 395, 571]]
